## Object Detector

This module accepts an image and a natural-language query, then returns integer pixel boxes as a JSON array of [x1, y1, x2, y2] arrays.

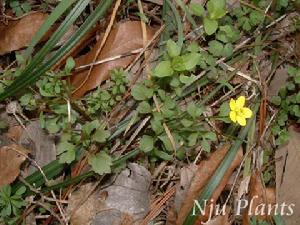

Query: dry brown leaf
[[175, 144, 243, 225], [275, 127, 300, 225], [71, 21, 155, 98], [69, 163, 151, 225], [19, 121, 56, 170], [67, 183, 107, 225], [268, 67, 288, 98], [5, 125, 23, 142], [242, 171, 276, 225], [0, 12, 48, 55], [0, 144, 29, 186]]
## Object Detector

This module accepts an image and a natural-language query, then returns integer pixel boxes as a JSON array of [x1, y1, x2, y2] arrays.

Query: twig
[[74, 48, 144, 70], [72, 0, 122, 94]]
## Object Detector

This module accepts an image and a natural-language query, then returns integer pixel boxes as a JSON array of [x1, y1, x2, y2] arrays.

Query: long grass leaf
[[0, 0, 114, 101], [24, 0, 77, 59], [7, 0, 90, 89]]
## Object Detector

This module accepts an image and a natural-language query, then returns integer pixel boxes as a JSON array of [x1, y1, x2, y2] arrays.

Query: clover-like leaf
[[88, 152, 112, 175]]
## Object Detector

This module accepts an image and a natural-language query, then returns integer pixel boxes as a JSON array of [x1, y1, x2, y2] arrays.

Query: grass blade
[[24, 0, 77, 59], [0, 0, 113, 101]]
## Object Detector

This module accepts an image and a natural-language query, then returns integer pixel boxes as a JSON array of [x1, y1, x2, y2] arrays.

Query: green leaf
[[203, 18, 218, 35], [57, 141, 75, 154], [92, 127, 110, 143], [59, 148, 75, 164], [201, 139, 211, 152], [203, 132, 217, 141], [208, 40, 223, 57], [188, 133, 198, 146], [296, 92, 300, 103], [295, 75, 300, 84], [181, 119, 194, 128], [187, 102, 204, 118], [187, 42, 200, 53], [153, 149, 173, 161], [189, 3, 205, 17], [88, 152, 112, 175], [207, 0, 227, 19], [159, 135, 175, 152], [179, 74, 197, 85], [65, 57, 75, 73], [223, 43, 233, 57], [152, 60, 174, 77], [249, 10, 264, 26], [45, 117, 60, 134], [140, 135, 154, 153], [137, 101, 152, 114], [131, 84, 154, 101], [14, 186, 26, 196], [82, 120, 100, 136], [172, 53, 201, 71], [166, 39, 181, 58], [218, 101, 230, 123], [270, 96, 281, 106]]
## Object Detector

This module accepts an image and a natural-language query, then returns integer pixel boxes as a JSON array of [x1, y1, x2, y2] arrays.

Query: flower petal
[[241, 107, 253, 118], [229, 99, 236, 110], [229, 111, 237, 123], [236, 116, 246, 126], [236, 96, 245, 109]]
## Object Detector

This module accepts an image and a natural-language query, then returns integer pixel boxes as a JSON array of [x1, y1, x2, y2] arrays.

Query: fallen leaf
[[19, 121, 56, 171], [275, 126, 300, 225], [242, 171, 276, 225], [67, 183, 107, 225], [71, 21, 155, 98], [5, 125, 23, 142], [174, 164, 198, 212], [0, 12, 49, 55], [175, 144, 243, 225], [0, 144, 29, 186], [69, 163, 151, 225], [268, 67, 288, 98]]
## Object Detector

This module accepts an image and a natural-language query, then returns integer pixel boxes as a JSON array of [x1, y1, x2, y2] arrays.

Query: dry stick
[[153, 94, 177, 155], [72, 0, 122, 94], [118, 116, 151, 155], [138, 0, 151, 79], [74, 48, 144, 70], [126, 25, 165, 72], [210, 83, 243, 107]]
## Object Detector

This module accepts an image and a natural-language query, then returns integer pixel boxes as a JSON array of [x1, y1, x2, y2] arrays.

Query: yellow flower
[[229, 96, 253, 126]]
